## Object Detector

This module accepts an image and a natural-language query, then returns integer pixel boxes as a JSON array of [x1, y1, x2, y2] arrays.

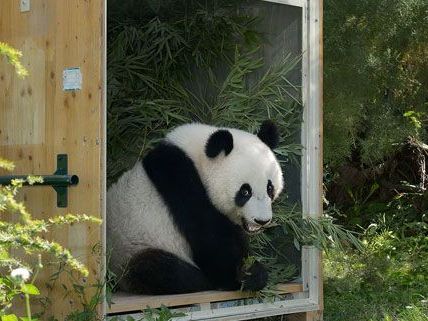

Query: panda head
[[167, 121, 284, 234]]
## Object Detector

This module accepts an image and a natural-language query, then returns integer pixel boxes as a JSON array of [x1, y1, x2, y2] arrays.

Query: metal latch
[[0, 154, 79, 208]]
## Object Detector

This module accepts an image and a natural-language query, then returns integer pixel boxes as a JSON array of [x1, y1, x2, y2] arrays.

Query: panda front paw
[[241, 261, 268, 291]]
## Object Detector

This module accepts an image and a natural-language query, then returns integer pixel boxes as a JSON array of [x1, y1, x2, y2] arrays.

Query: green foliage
[[324, 225, 428, 321], [331, 173, 427, 231], [0, 176, 101, 275], [1, 265, 41, 321], [107, 0, 261, 183], [107, 0, 301, 184], [50, 254, 105, 321], [323, 1, 428, 320], [249, 202, 361, 291], [0, 42, 28, 78], [0, 160, 101, 319], [109, 306, 185, 321], [393, 307, 428, 321], [324, 0, 428, 167], [273, 204, 361, 251], [39, 245, 121, 321]]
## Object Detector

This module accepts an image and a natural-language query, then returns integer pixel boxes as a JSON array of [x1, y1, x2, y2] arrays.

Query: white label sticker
[[20, 0, 30, 12], [63, 67, 82, 91]]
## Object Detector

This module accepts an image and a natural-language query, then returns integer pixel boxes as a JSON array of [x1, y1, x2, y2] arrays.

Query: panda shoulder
[[165, 123, 218, 149]]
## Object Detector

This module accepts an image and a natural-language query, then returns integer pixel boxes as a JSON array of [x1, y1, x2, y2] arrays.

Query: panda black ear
[[205, 130, 234, 158], [257, 120, 279, 150]]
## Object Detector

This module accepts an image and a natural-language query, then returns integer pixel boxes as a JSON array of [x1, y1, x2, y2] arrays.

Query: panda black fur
[[107, 121, 284, 294]]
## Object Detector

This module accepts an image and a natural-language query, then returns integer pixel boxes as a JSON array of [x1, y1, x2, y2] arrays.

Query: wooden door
[[0, 0, 105, 318]]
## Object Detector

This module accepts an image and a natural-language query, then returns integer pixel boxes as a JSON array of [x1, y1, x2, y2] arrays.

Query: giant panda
[[107, 121, 284, 294]]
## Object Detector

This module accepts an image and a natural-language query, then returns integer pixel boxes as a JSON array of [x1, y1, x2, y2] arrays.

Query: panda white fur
[[107, 121, 284, 294]]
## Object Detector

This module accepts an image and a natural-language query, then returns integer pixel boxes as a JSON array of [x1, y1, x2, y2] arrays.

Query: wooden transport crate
[[0, 0, 322, 320]]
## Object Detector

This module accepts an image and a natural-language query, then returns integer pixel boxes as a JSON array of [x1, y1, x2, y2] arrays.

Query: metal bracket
[[0, 154, 79, 207]]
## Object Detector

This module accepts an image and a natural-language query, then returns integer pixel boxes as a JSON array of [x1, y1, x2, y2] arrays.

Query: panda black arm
[[196, 241, 268, 291], [241, 261, 269, 291], [190, 221, 248, 290], [143, 142, 267, 291], [190, 219, 268, 291]]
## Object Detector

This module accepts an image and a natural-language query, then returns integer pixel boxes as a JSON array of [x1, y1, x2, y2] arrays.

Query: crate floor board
[[108, 283, 303, 314]]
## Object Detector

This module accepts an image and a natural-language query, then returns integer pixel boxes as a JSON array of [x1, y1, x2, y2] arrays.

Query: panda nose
[[254, 218, 271, 226]]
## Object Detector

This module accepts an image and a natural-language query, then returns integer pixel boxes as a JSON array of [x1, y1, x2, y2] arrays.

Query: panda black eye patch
[[235, 183, 252, 207], [267, 180, 274, 199]]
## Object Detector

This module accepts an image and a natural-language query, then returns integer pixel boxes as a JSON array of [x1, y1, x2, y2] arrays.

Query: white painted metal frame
[[104, 0, 323, 319], [301, 0, 323, 314]]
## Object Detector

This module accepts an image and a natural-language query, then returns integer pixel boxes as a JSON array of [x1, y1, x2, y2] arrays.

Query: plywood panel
[[1, 39, 46, 146], [109, 283, 304, 314], [0, 0, 105, 319]]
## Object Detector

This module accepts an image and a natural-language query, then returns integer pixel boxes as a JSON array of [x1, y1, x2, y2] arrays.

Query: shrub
[[0, 164, 101, 319], [324, 0, 428, 167]]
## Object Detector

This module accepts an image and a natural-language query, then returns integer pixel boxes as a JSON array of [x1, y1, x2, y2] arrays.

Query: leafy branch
[[0, 163, 101, 276], [0, 42, 28, 78]]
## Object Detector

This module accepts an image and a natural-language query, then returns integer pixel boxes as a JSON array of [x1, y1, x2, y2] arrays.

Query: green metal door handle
[[0, 174, 79, 186], [0, 154, 79, 208]]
